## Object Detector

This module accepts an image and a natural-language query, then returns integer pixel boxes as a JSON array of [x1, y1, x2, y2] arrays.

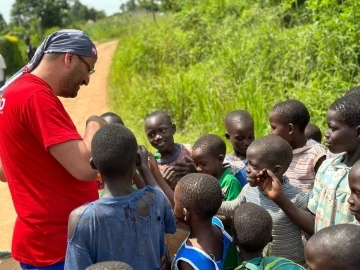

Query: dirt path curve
[[0, 40, 118, 270]]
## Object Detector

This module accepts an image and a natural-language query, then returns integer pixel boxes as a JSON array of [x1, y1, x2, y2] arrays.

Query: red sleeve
[[23, 90, 81, 149]]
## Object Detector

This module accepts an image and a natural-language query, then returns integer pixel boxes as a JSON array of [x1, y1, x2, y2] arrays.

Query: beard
[[59, 63, 85, 98]]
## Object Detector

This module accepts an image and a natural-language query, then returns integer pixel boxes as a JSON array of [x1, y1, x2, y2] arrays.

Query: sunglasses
[[77, 55, 95, 76]]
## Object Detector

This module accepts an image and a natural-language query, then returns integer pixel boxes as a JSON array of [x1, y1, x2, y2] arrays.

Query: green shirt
[[235, 256, 305, 270], [219, 168, 242, 270]]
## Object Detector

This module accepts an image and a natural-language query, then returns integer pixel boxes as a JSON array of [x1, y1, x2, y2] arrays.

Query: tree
[[0, 13, 7, 33]]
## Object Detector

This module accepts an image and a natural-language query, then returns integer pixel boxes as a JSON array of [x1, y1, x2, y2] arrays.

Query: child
[[172, 173, 232, 269], [304, 123, 322, 144], [258, 94, 360, 237], [101, 111, 125, 125], [348, 160, 360, 222], [305, 224, 360, 270], [219, 135, 308, 265], [269, 99, 326, 193], [233, 202, 304, 270], [64, 124, 176, 270], [144, 111, 194, 190], [192, 134, 242, 270], [224, 110, 255, 187], [86, 261, 133, 270]]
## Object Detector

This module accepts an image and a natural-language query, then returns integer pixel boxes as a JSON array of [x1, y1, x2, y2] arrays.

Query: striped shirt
[[218, 176, 308, 266], [286, 139, 326, 194]]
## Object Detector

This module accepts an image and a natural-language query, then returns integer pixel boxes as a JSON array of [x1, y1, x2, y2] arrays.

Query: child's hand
[[173, 157, 196, 177], [137, 145, 149, 168], [148, 152, 158, 171], [257, 169, 284, 201]]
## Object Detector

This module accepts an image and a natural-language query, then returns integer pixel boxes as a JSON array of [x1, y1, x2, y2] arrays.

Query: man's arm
[[49, 117, 106, 181]]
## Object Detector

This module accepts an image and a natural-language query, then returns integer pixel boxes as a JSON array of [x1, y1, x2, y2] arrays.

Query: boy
[[224, 110, 255, 187], [192, 134, 242, 269], [269, 99, 326, 193], [86, 261, 132, 270], [233, 202, 304, 270], [258, 94, 360, 237], [144, 110, 194, 190], [348, 160, 360, 222], [172, 173, 232, 269], [64, 124, 176, 270], [219, 135, 308, 265], [305, 224, 360, 270], [304, 123, 322, 144], [101, 111, 125, 125]]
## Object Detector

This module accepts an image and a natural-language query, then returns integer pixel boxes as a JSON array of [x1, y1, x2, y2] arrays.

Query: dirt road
[[0, 40, 117, 270]]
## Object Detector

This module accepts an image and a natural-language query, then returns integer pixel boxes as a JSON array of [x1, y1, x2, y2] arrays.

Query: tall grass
[[103, 1, 360, 149]]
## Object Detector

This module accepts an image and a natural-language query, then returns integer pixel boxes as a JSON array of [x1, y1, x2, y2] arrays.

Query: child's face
[[225, 122, 255, 156], [324, 109, 358, 154], [348, 167, 360, 222], [246, 146, 273, 187], [192, 148, 223, 178], [144, 115, 175, 153], [269, 112, 291, 143]]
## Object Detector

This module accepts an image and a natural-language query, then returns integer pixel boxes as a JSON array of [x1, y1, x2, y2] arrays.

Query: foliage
[[0, 35, 26, 74], [105, 0, 360, 148]]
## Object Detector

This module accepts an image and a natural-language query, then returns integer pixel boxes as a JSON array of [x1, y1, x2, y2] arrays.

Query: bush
[[0, 35, 27, 75]]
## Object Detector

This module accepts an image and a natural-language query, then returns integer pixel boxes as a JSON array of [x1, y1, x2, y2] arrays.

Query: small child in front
[[172, 173, 232, 269], [192, 134, 242, 269], [304, 123, 322, 144], [218, 135, 308, 265], [305, 224, 360, 270], [64, 124, 176, 270], [269, 99, 326, 193], [224, 110, 255, 187], [233, 202, 304, 270]]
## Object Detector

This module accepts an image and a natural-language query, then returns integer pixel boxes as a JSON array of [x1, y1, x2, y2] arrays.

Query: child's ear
[[356, 125, 360, 140], [288, 123, 294, 135], [225, 133, 230, 141], [269, 235, 273, 243], [136, 153, 141, 167], [273, 165, 283, 174], [218, 154, 225, 164], [89, 158, 97, 170], [172, 123, 177, 134], [183, 208, 190, 221]]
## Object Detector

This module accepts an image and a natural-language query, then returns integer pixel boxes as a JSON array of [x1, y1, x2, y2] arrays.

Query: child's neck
[[101, 177, 135, 198], [188, 219, 216, 241], [229, 150, 246, 161], [159, 143, 178, 160], [215, 168, 225, 180], [239, 246, 264, 262], [343, 146, 360, 167], [290, 133, 307, 149]]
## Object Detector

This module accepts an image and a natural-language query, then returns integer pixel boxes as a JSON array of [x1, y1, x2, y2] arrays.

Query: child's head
[[269, 99, 310, 146], [325, 95, 360, 154], [192, 134, 226, 177], [174, 173, 223, 224], [345, 86, 360, 97], [348, 160, 360, 222], [86, 261, 133, 270], [224, 110, 255, 157], [246, 135, 292, 187], [305, 224, 360, 270], [232, 202, 272, 253], [305, 123, 322, 143], [100, 112, 124, 125], [144, 111, 176, 153], [91, 124, 138, 180]]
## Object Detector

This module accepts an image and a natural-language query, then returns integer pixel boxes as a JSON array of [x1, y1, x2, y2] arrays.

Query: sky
[[2, 0, 127, 23]]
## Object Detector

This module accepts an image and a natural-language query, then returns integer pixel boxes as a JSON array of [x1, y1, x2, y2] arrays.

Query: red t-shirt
[[0, 74, 98, 266]]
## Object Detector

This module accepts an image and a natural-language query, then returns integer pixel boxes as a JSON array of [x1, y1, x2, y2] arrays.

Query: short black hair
[[192, 134, 226, 158], [101, 112, 124, 125], [329, 95, 360, 127], [86, 261, 133, 270], [248, 135, 293, 170], [225, 110, 254, 127], [233, 202, 273, 252], [177, 173, 223, 220], [345, 86, 360, 97], [307, 224, 360, 268], [145, 110, 172, 124], [305, 123, 322, 143], [92, 124, 138, 178], [271, 99, 310, 131]]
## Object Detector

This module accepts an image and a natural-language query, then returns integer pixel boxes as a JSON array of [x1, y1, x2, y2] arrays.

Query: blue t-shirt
[[64, 186, 176, 270], [172, 217, 232, 270]]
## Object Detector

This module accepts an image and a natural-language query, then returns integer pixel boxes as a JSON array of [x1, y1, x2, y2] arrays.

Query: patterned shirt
[[218, 176, 308, 265], [286, 139, 326, 194], [308, 154, 359, 232]]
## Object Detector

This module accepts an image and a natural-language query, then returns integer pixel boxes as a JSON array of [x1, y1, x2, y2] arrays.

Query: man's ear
[[225, 133, 230, 141], [288, 123, 294, 135], [90, 158, 97, 170], [64, 53, 75, 68], [136, 153, 141, 167]]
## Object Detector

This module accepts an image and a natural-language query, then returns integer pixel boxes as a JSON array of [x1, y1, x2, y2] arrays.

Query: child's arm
[[132, 173, 146, 189], [258, 169, 315, 235], [217, 187, 247, 215], [172, 157, 196, 178], [314, 155, 326, 173], [0, 159, 7, 182]]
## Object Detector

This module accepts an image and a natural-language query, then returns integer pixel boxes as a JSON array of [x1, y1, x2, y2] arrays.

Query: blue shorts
[[20, 261, 65, 270]]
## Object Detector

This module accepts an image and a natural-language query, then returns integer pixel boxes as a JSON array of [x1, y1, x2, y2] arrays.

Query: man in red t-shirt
[[0, 29, 105, 270]]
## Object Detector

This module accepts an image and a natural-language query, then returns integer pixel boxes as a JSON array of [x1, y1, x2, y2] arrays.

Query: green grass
[[95, 1, 360, 150]]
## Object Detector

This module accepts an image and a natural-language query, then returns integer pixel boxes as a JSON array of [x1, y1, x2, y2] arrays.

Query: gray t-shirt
[[64, 186, 176, 270], [219, 176, 308, 265]]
